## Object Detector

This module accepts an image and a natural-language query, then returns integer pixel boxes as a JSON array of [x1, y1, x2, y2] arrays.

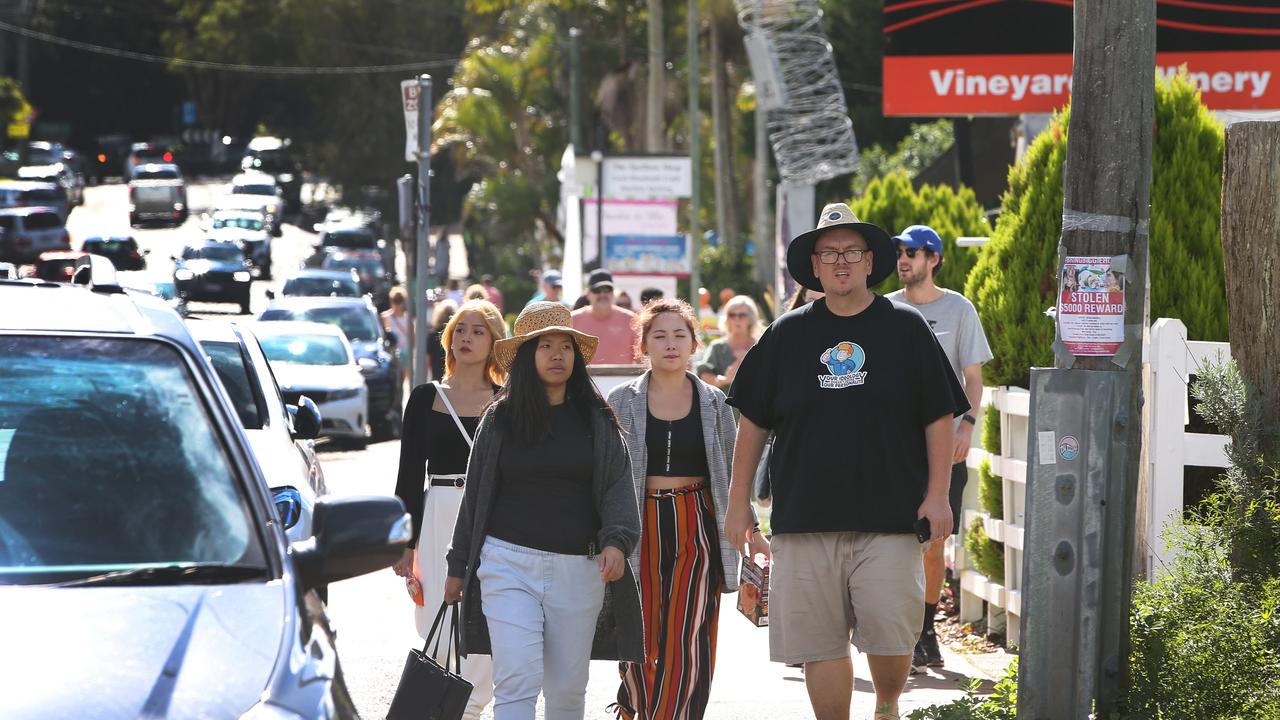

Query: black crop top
[[645, 381, 710, 477]]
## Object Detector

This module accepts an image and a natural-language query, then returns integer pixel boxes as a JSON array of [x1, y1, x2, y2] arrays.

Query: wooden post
[[1020, 0, 1155, 716], [1221, 122, 1280, 435], [646, 0, 665, 152], [1220, 121, 1280, 578]]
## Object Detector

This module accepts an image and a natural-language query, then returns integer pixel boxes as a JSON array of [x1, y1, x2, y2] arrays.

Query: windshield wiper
[[47, 564, 269, 588]]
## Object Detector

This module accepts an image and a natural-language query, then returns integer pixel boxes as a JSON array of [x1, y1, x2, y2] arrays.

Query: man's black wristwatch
[[961, 414, 977, 426]]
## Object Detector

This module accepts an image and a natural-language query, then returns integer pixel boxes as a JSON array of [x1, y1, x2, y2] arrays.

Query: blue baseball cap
[[892, 225, 944, 258]]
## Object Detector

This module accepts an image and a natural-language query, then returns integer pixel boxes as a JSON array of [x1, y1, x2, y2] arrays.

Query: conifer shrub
[[982, 407, 1000, 455], [966, 72, 1227, 389], [850, 172, 991, 296], [978, 459, 1003, 519], [964, 517, 1005, 582]]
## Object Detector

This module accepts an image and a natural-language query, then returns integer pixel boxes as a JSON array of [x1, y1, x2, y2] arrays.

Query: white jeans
[[414, 485, 494, 720], [477, 536, 606, 720]]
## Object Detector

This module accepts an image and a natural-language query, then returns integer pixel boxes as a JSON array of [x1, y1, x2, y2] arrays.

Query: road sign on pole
[[401, 80, 420, 164], [412, 75, 433, 388]]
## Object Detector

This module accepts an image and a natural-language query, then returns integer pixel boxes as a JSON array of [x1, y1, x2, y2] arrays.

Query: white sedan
[[252, 320, 371, 449]]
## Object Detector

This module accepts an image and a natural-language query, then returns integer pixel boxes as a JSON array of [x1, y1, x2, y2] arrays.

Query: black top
[[645, 379, 710, 477], [489, 403, 600, 555], [394, 383, 481, 548], [727, 296, 968, 535]]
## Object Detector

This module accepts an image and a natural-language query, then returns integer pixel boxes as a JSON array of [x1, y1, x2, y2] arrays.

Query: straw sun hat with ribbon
[[493, 301, 599, 371]]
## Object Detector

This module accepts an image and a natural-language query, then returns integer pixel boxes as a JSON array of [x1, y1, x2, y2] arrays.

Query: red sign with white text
[[884, 50, 1280, 116]]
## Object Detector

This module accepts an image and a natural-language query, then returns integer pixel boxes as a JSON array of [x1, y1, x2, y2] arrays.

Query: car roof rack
[[71, 254, 125, 295]]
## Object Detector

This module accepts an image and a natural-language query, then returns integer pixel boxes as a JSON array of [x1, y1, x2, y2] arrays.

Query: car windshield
[[290, 306, 379, 342], [185, 245, 244, 262], [0, 337, 265, 582], [134, 168, 180, 180], [283, 277, 361, 298], [201, 340, 264, 430], [323, 256, 384, 276], [25, 213, 62, 231], [0, 217, 15, 231], [258, 334, 349, 366], [212, 216, 264, 232], [25, 188, 65, 203], [324, 229, 376, 249], [234, 184, 275, 196], [86, 238, 135, 254]]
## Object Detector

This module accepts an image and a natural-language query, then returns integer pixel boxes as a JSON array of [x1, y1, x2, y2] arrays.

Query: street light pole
[[687, 0, 701, 301], [412, 74, 433, 388], [570, 28, 583, 152]]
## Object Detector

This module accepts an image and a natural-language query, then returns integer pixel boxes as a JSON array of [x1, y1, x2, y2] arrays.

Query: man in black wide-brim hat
[[722, 203, 970, 720]]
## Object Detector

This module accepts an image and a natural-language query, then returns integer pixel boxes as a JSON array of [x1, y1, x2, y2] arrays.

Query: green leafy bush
[[966, 72, 1227, 389], [978, 459, 1003, 519], [964, 517, 1005, 582], [907, 659, 1018, 720], [1127, 360, 1280, 717], [850, 172, 992, 296], [982, 408, 1001, 455]]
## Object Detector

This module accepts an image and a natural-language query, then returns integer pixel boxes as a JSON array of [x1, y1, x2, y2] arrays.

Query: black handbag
[[386, 602, 474, 720]]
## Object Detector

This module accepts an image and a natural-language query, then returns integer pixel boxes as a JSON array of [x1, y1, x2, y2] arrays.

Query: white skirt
[[413, 483, 494, 719]]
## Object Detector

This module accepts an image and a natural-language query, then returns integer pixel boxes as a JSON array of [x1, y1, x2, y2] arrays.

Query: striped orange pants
[[615, 484, 722, 720]]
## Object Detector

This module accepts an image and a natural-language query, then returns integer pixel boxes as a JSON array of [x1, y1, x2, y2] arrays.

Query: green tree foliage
[[1150, 77, 1227, 343], [982, 407, 1001, 455], [852, 120, 955, 197], [849, 171, 991, 296], [967, 73, 1227, 388]]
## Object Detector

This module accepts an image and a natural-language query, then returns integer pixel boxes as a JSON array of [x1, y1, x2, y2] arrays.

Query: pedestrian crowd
[[385, 204, 991, 720]]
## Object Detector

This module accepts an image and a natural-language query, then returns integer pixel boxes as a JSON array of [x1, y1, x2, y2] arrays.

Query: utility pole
[[570, 28, 583, 151], [16, 0, 30, 91], [646, 0, 665, 151], [753, 107, 772, 291], [1018, 0, 1155, 717], [687, 0, 701, 301], [412, 74, 433, 388]]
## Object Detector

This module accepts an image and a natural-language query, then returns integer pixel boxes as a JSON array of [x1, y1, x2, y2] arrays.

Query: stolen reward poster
[[1058, 256, 1125, 356]]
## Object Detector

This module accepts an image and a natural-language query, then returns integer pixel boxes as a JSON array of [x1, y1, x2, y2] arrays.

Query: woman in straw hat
[[606, 299, 769, 720], [444, 301, 644, 720], [392, 298, 508, 720]]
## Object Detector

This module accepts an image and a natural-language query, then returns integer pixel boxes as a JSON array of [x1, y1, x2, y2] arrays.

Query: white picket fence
[[951, 317, 1233, 648]]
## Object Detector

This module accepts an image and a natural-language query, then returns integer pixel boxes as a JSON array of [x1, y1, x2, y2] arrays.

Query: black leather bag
[[386, 602, 474, 720]]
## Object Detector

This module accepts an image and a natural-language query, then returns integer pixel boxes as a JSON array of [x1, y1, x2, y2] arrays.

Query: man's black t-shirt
[[727, 296, 968, 535]]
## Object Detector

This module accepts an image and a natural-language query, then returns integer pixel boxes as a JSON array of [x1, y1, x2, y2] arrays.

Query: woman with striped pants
[[606, 299, 769, 719]]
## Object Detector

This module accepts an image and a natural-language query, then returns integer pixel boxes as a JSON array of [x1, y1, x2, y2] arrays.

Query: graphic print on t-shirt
[[818, 341, 867, 388]]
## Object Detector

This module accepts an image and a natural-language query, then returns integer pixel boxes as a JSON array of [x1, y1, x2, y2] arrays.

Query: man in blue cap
[[886, 225, 993, 674]]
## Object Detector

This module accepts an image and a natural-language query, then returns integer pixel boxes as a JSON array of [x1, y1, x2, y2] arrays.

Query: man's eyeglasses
[[896, 247, 925, 259], [813, 249, 868, 264]]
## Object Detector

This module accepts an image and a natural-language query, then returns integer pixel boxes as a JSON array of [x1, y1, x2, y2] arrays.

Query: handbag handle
[[423, 600, 464, 675]]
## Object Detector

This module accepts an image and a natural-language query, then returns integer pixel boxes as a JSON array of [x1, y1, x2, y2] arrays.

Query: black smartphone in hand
[[914, 516, 932, 544]]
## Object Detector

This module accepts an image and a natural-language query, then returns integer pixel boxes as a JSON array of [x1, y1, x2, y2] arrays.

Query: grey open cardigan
[[445, 404, 645, 663], [606, 371, 743, 592]]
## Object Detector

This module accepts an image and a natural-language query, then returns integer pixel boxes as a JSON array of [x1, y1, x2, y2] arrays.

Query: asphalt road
[[66, 184, 1006, 719]]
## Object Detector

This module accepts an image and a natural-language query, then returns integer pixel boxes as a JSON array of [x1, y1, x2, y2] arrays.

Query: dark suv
[[258, 296, 404, 440], [0, 257, 410, 719]]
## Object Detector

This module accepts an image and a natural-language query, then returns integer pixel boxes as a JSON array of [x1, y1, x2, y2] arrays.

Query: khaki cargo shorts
[[768, 532, 925, 662]]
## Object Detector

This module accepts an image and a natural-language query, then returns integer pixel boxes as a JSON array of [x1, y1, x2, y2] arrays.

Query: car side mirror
[[287, 396, 322, 440], [290, 495, 411, 588]]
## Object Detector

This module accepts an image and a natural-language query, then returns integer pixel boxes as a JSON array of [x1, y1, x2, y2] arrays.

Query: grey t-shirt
[[887, 288, 993, 389]]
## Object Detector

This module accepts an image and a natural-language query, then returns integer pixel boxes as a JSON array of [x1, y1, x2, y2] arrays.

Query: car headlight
[[272, 487, 302, 530], [278, 174, 294, 184], [233, 271, 252, 282], [357, 357, 378, 370], [240, 701, 305, 720], [174, 269, 195, 281], [330, 387, 362, 401]]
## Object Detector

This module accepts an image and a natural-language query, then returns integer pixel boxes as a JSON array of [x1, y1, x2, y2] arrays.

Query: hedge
[[850, 171, 992, 296], [966, 71, 1227, 389]]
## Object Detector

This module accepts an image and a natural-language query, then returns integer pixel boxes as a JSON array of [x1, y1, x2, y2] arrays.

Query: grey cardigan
[[446, 404, 645, 663], [606, 371, 743, 592]]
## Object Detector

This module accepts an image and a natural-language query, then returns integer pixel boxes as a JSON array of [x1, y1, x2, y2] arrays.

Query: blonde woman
[[697, 295, 765, 391], [393, 299, 508, 720]]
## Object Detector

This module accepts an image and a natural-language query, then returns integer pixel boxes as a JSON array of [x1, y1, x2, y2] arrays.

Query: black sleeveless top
[[645, 379, 710, 477], [394, 383, 483, 548]]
